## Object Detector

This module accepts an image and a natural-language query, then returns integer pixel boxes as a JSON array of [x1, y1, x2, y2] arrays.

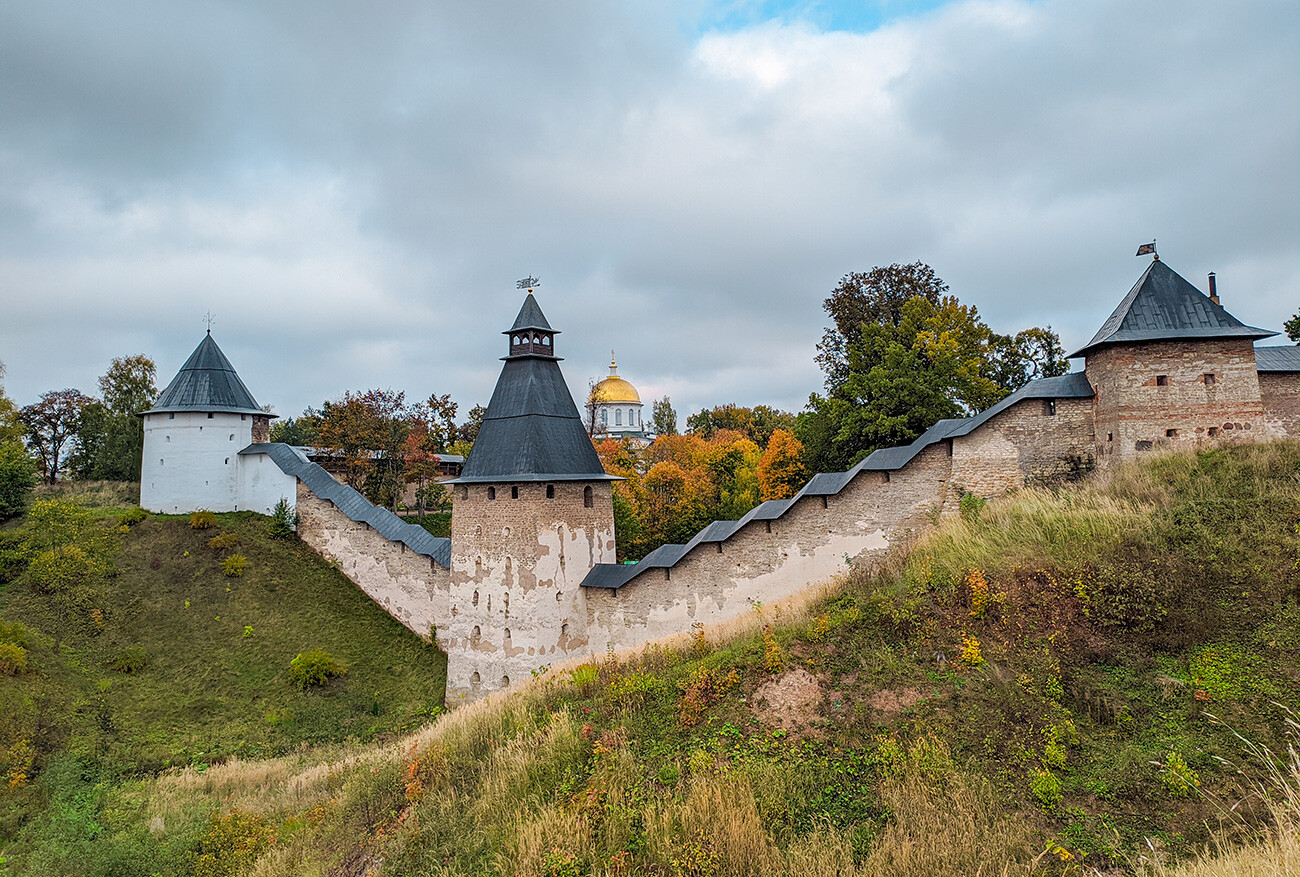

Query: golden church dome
[[588, 353, 641, 403]]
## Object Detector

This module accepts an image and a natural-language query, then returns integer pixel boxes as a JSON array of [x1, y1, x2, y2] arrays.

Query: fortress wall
[[295, 482, 450, 639], [444, 480, 615, 702], [1259, 372, 1300, 438], [1088, 340, 1266, 462], [950, 397, 1097, 499], [583, 444, 952, 652]]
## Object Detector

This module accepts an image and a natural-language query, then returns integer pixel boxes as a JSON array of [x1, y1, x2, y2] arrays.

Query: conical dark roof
[[454, 296, 613, 484], [506, 294, 555, 334], [144, 333, 266, 416], [1071, 260, 1274, 358]]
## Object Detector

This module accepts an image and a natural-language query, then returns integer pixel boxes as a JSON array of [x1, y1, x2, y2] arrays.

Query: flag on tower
[[1135, 241, 1157, 257]]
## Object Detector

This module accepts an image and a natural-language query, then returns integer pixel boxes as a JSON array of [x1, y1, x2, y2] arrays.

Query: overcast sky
[[2, 0, 1296, 425]]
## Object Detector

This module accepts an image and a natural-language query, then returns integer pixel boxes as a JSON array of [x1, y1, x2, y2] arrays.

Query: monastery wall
[[295, 482, 450, 639], [583, 444, 952, 654], [1259, 372, 1300, 438], [1088, 339, 1266, 462]]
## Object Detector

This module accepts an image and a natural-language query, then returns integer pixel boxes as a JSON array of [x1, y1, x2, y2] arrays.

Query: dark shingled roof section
[[581, 372, 1094, 590], [241, 442, 451, 567], [507, 294, 555, 334], [1070, 260, 1275, 359], [1256, 345, 1300, 372], [453, 297, 615, 484], [145, 333, 266, 416]]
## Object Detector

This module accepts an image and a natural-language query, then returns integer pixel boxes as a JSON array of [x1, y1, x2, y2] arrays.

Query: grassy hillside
[[0, 488, 446, 869], [3, 443, 1299, 876]]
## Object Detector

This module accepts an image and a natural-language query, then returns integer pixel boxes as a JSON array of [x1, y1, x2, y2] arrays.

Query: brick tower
[[443, 290, 617, 701], [1072, 257, 1276, 463]]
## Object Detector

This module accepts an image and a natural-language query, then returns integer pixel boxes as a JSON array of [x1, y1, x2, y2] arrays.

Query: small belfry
[[442, 287, 618, 700]]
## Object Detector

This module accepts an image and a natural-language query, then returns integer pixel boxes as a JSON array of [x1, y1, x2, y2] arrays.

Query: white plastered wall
[[141, 411, 256, 513], [236, 451, 299, 515]]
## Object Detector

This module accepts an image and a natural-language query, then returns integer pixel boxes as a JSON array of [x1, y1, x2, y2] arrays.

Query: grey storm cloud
[[1, 0, 1296, 424]]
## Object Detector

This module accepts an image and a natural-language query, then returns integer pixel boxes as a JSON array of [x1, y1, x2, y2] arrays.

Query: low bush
[[222, 554, 247, 577], [208, 532, 241, 551], [189, 510, 216, 530], [0, 641, 28, 675], [289, 648, 346, 689], [107, 646, 148, 674], [28, 544, 96, 594], [117, 506, 148, 527]]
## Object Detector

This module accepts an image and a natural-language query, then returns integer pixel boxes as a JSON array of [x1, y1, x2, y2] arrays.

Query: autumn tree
[[799, 263, 1067, 471], [317, 389, 412, 509], [403, 394, 459, 517], [758, 429, 807, 501], [651, 396, 678, 436], [1286, 310, 1300, 343], [70, 354, 158, 481], [20, 389, 93, 484]]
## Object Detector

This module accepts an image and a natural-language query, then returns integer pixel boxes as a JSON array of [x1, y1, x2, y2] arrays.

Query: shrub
[[960, 635, 984, 666], [28, 544, 95, 594], [1031, 768, 1063, 810], [0, 618, 28, 648], [1159, 750, 1200, 798], [187, 809, 275, 877], [117, 506, 148, 527], [0, 642, 28, 676], [107, 646, 148, 674], [208, 532, 241, 551], [222, 554, 247, 577], [189, 510, 216, 530], [268, 498, 298, 539], [762, 624, 784, 673], [289, 648, 346, 689], [958, 491, 987, 521]]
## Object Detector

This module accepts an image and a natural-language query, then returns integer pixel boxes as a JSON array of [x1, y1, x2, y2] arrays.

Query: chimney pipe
[[1207, 272, 1219, 305]]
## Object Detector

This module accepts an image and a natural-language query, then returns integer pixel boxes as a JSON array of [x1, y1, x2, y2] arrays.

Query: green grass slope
[[3, 443, 1299, 876], [0, 494, 446, 868]]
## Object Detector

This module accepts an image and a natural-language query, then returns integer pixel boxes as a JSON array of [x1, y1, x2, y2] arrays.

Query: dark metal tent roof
[[453, 296, 614, 484], [580, 371, 1094, 591], [144, 333, 266, 416], [241, 442, 451, 566], [507, 294, 556, 334], [1255, 345, 1300, 372], [1070, 260, 1274, 359]]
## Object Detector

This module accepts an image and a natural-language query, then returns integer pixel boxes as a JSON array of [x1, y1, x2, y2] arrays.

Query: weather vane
[[203, 311, 216, 334], [1135, 240, 1158, 261], [516, 276, 541, 293]]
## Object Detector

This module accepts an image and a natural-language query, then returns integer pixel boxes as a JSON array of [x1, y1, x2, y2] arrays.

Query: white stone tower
[[139, 332, 273, 513]]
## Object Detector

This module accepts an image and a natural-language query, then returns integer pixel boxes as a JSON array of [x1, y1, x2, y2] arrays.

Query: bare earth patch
[[865, 687, 923, 714], [752, 668, 824, 737]]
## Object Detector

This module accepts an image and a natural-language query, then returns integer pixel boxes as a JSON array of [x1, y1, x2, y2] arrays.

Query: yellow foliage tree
[[757, 429, 807, 501]]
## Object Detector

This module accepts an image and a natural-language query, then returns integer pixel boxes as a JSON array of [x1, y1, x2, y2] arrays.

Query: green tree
[[20, 389, 93, 484], [1286, 310, 1299, 343], [0, 361, 21, 445], [817, 262, 948, 391], [799, 271, 1065, 471], [651, 396, 678, 437], [69, 355, 158, 481], [685, 404, 796, 446], [0, 443, 38, 519], [270, 408, 322, 445]]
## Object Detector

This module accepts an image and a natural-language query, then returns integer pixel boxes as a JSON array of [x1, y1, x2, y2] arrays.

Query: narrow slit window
[[583, 485, 593, 508], [511, 486, 518, 499], [1156, 375, 1168, 386], [1203, 373, 1216, 386], [546, 484, 554, 499], [488, 487, 496, 501], [1042, 399, 1056, 416], [1166, 428, 1179, 438]]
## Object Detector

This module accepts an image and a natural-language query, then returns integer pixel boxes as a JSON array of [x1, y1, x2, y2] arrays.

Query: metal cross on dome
[[516, 276, 541, 294]]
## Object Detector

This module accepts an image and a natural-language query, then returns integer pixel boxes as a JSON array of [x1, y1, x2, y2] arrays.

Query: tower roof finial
[[516, 275, 541, 295]]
